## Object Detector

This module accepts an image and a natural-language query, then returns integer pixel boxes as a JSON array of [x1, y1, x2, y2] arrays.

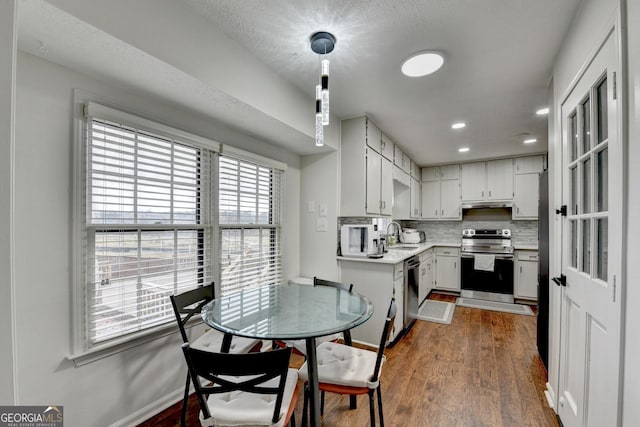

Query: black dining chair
[[170, 283, 261, 426], [182, 344, 299, 427], [299, 298, 397, 427]]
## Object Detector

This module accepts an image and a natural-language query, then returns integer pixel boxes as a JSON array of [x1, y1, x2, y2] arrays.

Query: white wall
[[14, 51, 301, 426], [0, 0, 17, 405], [623, 0, 640, 424]]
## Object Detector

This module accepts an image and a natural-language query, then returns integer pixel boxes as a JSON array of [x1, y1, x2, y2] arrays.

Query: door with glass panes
[[558, 30, 622, 427]]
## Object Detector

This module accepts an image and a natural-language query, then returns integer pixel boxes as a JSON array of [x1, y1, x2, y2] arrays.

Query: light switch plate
[[316, 218, 328, 232], [319, 203, 328, 217], [307, 201, 315, 213]]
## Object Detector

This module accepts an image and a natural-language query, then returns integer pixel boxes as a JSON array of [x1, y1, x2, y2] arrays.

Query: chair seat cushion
[[298, 341, 385, 389], [192, 328, 259, 354], [199, 368, 298, 427], [283, 333, 342, 356]]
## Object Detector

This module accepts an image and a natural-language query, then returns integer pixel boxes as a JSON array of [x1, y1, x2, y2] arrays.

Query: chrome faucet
[[386, 221, 403, 245]]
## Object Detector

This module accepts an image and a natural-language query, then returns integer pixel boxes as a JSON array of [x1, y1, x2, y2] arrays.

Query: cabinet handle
[[489, 190, 492, 197], [441, 209, 444, 216], [520, 266, 523, 273], [382, 201, 386, 209], [517, 206, 520, 214], [454, 262, 457, 269], [381, 140, 385, 149], [482, 191, 484, 197], [435, 209, 437, 215]]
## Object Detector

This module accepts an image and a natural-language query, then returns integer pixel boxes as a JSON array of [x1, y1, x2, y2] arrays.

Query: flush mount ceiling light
[[536, 107, 550, 115], [523, 138, 537, 144], [401, 51, 444, 77], [310, 31, 336, 147], [458, 147, 470, 153], [451, 122, 466, 130]]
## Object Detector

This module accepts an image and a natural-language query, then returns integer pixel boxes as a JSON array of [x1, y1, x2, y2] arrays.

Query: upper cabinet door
[[515, 155, 545, 174], [366, 150, 382, 214], [380, 132, 394, 161], [421, 166, 441, 182], [366, 119, 382, 154], [380, 158, 394, 215], [461, 162, 486, 201], [513, 173, 539, 219], [486, 159, 514, 200], [440, 179, 461, 219], [421, 180, 441, 219], [440, 164, 460, 180]]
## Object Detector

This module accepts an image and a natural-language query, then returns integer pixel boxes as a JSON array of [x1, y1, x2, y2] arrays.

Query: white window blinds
[[86, 118, 213, 344], [219, 156, 282, 294]]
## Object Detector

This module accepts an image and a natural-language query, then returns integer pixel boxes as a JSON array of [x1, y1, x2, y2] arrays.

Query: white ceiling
[[17, 0, 582, 165]]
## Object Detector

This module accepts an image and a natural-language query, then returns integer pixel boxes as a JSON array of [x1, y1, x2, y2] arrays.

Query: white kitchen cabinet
[[515, 155, 544, 174], [435, 247, 460, 291], [379, 132, 394, 161], [461, 159, 513, 202], [513, 173, 539, 219], [440, 179, 461, 219], [394, 144, 410, 173], [339, 259, 405, 345], [486, 159, 514, 200], [461, 162, 486, 201], [341, 116, 394, 216], [420, 164, 461, 220], [410, 177, 421, 218], [419, 254, 434, 306], [421, 181, 440, 219], [515, 250, 539, 301], [410, 160, 421, 180]]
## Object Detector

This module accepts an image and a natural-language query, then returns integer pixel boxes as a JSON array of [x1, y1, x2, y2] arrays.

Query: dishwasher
[[403, 255, 420, 331]]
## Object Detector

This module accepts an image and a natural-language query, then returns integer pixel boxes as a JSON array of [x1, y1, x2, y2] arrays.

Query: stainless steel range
[[460, 229, 515, 303]]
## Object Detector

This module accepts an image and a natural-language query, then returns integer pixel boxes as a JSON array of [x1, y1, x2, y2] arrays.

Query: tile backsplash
[[338, 216, 538, 247]]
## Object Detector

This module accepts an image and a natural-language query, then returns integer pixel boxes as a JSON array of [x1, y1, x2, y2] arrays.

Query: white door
[[558, 30, 621, 427]]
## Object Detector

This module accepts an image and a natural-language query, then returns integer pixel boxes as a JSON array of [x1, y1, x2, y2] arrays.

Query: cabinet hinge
[[613, 72, 617, 100], [555, 205, 567, 216]]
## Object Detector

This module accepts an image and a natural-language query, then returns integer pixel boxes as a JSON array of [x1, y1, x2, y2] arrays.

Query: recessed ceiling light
[[523, 138, 537, 144], [458, 147, 470, 153], [536, 107, 549, 115], [451, 122, 466, 129], [401, 52, 444, 77]]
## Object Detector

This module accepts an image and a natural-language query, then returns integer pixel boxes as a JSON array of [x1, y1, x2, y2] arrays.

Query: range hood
[[461, 201, 513, 209]]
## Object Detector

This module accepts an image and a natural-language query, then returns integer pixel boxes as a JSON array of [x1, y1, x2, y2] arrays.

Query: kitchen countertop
[[337, 242, 460, 264]]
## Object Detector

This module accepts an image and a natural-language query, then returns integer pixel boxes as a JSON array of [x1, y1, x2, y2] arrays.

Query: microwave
[[340, 224, 377, 257]]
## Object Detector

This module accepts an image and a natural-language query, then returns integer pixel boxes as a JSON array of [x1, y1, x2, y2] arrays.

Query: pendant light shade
[[310, 31, 336, 146]]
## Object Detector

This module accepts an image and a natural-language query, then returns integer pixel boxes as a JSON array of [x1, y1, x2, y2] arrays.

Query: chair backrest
[[313, 276, 354, 293], [181, 344, 292, 424], [170, 284, 215, 344], [371, 298, 397, 383]]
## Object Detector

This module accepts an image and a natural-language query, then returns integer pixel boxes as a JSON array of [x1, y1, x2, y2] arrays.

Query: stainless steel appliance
[[404, 255, 420, 331], [340, 224, 376, 257], [460, 228, 514, 303]]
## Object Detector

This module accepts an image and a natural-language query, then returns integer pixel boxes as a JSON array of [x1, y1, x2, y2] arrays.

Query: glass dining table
[[201, 282, 374, 427]]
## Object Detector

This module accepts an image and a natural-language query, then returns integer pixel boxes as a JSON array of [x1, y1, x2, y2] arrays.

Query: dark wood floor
[[139, 294, 558, 427]]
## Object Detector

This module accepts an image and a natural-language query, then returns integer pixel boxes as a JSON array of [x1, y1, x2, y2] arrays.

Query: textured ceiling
[[16, 0, 582, 164], [182, 0, 582, 164]]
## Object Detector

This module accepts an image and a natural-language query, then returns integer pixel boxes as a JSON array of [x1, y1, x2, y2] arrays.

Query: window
[[84, 116, 213, 345], [218, 156, 282, 295]]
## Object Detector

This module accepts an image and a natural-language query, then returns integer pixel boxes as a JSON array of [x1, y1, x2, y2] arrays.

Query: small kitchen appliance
[[340, 224, 377, 257]]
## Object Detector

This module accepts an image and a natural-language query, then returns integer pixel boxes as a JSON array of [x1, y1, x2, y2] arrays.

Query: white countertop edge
[[337, 242, 460, 264]]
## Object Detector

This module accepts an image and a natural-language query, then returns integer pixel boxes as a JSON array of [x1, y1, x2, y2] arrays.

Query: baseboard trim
[[544, 381, 556, 411], [109, 387, 184, 427]]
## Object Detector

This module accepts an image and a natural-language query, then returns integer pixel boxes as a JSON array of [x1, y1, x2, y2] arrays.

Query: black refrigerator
[[537, 169, 550, 369]]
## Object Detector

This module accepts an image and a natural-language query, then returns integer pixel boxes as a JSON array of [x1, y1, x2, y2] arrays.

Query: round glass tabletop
[[201, 283, 373, 340]]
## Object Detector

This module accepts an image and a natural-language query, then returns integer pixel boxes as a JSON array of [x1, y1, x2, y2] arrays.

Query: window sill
[[68, 322, 181, 367]]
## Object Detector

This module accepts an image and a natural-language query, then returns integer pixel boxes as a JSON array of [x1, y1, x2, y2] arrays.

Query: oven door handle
[[461, 253, 514, 261]]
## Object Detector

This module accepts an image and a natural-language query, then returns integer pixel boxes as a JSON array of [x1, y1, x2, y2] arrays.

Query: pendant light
[[310, 31, 336, 146]]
